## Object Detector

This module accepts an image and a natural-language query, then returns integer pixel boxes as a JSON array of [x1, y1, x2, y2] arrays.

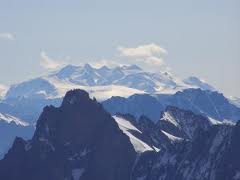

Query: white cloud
[[40, 51, 65, 70], [146, 56, 164, 66], [39, 43, 168, 72], [118, 43, 167, 58], [0, 33, 15, 40], [117, 43, 167, 68]]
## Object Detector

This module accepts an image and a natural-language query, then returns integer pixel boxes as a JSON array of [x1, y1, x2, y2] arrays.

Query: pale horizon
[[0, 1, 239, 97]]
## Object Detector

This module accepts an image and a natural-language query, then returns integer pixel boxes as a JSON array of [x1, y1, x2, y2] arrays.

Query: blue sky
[[0, 0, 239, 97]]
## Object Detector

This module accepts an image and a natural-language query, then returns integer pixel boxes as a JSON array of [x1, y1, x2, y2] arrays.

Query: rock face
[[103, 88, 240, 122], [103, 94, 164, 121], [0, 89, 239, 180], [131, 107, 240, 180], [0, 89, 136, 180], [105, 108, 240, 180]]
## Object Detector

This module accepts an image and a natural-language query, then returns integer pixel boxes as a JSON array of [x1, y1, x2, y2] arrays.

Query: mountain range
[[0, 89, 239, 180], [0, 64, 239, 155], [103, 88, 240, 122], [1, 63, 236, 124], [4, 64, 215, 101], [0, 64, 239, 159]]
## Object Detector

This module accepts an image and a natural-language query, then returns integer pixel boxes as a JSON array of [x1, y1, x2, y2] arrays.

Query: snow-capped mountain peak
[[4, 64, 219, 101], [159, 106, 211, 139], [54, 64, 80, 79], [183, 76, 215, 91]]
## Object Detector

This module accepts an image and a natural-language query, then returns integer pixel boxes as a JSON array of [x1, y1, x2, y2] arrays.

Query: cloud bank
[[40, 51, 65, 70], [117, 43, 167, 67], [39, 43, 168, 72], [118, 43, 167, 58]]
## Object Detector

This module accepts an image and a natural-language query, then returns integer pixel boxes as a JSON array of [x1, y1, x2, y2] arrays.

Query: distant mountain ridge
[[103, 88, 240, 122], [4, 63, 215, 101]]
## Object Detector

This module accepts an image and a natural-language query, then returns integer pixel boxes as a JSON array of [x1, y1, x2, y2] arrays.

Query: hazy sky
[[0, 0, 239, 97]]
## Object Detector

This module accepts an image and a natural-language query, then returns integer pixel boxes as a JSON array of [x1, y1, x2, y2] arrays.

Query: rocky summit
[[0, 89, 137, 180]]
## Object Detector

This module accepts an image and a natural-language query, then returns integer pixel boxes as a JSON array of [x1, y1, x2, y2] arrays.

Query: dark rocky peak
[[33, 89, 110, 146], [158, 106, 211, 140], [137, 115, 156, 131], [137, 115, 153, 125], [162, 106, 211, 126], [61, 89, 93, 106], [0, 89, 136, 180], [9, 137, 26, 152]]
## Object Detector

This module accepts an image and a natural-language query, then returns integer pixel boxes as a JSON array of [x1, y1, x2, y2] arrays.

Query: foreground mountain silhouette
[[0, 89, 137, 180], [0, 89, 240, 180]]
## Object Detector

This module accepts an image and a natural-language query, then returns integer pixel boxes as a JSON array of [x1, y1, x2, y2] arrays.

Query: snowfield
[[113, 115, 156, 153], [0, 113, 29, 126]]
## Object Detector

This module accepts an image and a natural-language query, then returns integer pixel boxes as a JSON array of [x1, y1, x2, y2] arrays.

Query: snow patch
[[113, 116, 155, 153], [233, 171, 240, 180], [114, 116, 142, 133], [161, 130, 183, 141], [80, 148, 90, 157], [45, 76, 145, 101], [161, 112, 179, 127], [0, 113, 29, 126], [208, 117, 223, 125], [72, 168, 85, 180]]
